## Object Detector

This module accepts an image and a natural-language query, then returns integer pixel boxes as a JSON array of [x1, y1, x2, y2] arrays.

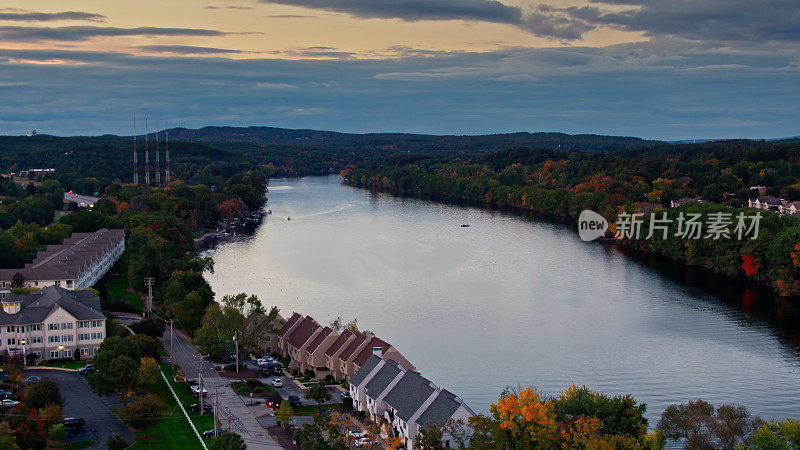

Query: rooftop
[[0, 286, 104, 325]]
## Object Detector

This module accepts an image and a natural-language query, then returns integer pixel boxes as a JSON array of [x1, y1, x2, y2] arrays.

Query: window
[[33, 351, 41, 359], [34, 281, 38, 286], [80, 348, 89, 356], [48, 336, 59, 343], [90, 332, 103, 340], [62, 335, 73, 342], [31, 336, 42, 344], [78, 333, 89, 341], [61, 322, 73, 330], [92, 347, 99, 355], [64, 349, 72, 357], [49, 350, 60, 359], [54, 281, 61, 287], [48, 323, 58, 331], [32, 324, 41, 331], [6, 339, 14, 345], [5, 326, 11, 333]]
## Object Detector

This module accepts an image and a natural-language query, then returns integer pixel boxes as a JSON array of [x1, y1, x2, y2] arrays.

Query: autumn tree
[[22, 379, 63, 410], [747, 419, 800, 448], [120, 394, 163, 433], [138, 357, 160, 388], [416, 422, 445, 449], [304, 384, 331, 407], [657, 399, 761, 449]]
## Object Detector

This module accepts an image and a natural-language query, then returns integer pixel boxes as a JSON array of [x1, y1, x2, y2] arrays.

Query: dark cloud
[[0, 25, 226, 42], [266, 14, 315, 18], [271, 46, 357, 59], [0, 45, 797, 140], [136, 45, 244, 55], [563, 0, 800, 46], [259, 0, 591, 40], [0, 10, 106, 22], [204, 5, 253, 9]]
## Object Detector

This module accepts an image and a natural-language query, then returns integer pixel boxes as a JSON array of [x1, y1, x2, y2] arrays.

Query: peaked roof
[[337, 333, 367, 361], [415, 390, 464, 428], [0, 286, 104, 325], [278, 312, 302, 337], [324, 329, 354, 357], [286, 316, 320, 349], [364, 360, 403, 400], [305, 326, 332, 353], [349, 354, 382, 387], [353, 336, 391, 366], [383, 371, 436, 422]]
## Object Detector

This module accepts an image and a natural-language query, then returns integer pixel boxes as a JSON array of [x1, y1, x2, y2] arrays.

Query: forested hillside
[[343, 141, 800, 296]]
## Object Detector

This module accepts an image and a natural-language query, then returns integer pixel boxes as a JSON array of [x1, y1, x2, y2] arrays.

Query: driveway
[[243, 361, 343, 407], [24, 369, 134, 449]]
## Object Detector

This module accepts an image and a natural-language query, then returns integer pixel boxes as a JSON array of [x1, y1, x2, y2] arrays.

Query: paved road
[[242, 361, 343, 407], [24, 369, 134, 449], [164, 327, 282, 449]]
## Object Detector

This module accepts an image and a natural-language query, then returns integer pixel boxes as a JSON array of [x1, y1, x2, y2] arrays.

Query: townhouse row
[[276, 313, 414, 381], [349, 349, 475, 449]]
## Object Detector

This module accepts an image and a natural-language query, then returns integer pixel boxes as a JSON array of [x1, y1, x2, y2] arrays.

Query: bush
[[106, 433, 127, 450], [129, 319, 164, 338], [322, 375, 335, 385], [120, 394, 163, 431], [23, 379, 64, 410], [303, 370, 315, 380], [48, 423, 68, 443], [245, 378, 261, 390], [210, 432, 247, 450]]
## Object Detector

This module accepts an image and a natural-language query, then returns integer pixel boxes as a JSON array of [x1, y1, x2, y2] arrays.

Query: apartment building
[[0, 286, 106, 361], [0, 228, 125, 299], [349, 350, 475, 449]]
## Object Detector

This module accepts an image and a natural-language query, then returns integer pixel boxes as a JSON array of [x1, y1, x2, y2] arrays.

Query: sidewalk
[[163, 329, 283, 449]]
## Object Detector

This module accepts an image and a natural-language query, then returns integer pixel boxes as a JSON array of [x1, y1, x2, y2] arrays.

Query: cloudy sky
[[0, 0, 797, 140]]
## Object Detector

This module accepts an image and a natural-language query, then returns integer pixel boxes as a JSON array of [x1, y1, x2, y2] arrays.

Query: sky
[[0, 0, 798, 140]]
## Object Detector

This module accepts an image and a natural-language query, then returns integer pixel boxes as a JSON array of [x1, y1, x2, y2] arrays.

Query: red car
[[265, 395, 282, 409]]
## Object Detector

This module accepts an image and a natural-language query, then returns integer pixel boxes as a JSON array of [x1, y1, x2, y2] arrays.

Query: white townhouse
[[0, 286, 106, 361], [350, 349, 475, 449], [0, 229, 124, 299]]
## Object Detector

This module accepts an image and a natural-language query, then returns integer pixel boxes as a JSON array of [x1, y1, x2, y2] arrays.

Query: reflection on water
[[205, 176, 800, 425]]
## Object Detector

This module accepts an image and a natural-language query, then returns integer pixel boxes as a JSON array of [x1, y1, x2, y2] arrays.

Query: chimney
[[372, 346, 382, 358]]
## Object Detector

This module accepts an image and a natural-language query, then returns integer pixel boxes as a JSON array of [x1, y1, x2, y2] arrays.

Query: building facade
[[0, 286, 106, 361], [0, 228, 125, 299]]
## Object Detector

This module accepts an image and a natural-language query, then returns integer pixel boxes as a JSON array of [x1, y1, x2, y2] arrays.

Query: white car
[[272, 378, 283, 387], [190, 384, 208, 396], [347, 430, 367, 439], [355, 437, 378, 448], [257, 358, 275, 367], [0, 399, 20, 408]]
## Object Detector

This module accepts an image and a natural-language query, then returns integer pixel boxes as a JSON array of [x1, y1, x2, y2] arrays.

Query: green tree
[[106, 433, 127, 450], [21, 379, 63, 410], [47, 423, 67, 444], [416, 422, 445, 449], [210, 432, 247, 450], [304, 384, 331, 407], [746, 419, 800, 449], [138, 357, 160, 388], [275, 401, 292, 425], [120, 394, 163, 433]]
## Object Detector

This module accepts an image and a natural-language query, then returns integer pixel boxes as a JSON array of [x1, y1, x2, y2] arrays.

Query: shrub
[[120, 394, 163, 432], [106, 433, 127, 450], [210, 432, 247, 450], [22, 379, 64, 410], [322, 375, 335, 385], [245, 378, 261, 390], [48, 423, 68, 443]]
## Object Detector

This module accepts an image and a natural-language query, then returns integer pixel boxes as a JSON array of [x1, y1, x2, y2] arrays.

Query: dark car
[[185, 379, 198, 391], [77, 364, 94, 375], [340, 391, 351, 400], [0, 392, 16, 401], [201, 428, 227, 438], [264, 395, 282, 409], [63, 417, 86, 430], [287, 395, 302, 407], [189, 403, 213, 413]]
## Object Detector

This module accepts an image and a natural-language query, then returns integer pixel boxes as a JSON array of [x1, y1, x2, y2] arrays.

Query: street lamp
[[20, 339, 26, 368], [233, 332, 239, 375], [58, 345, 64, 361]]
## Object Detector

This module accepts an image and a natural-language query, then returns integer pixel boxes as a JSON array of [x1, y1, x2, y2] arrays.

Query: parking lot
[[242, 360, 343, 407], [24, 369, 134, 449]]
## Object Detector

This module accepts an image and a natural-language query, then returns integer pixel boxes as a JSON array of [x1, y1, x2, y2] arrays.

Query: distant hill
[[164, 126, 662, 155]]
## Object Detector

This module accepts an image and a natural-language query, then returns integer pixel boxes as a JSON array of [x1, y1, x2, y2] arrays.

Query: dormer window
[[2, 301, 20, 314]]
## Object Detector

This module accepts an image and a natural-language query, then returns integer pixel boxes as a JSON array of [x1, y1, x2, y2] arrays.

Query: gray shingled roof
[[349, 354, 382, 387], [364, 360, 402, 400], [0, 286, 104, 325], [415, 390, 462, 428], [383, 371, 436, 422]]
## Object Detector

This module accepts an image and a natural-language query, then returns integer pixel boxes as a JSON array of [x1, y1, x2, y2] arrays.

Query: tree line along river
[[204, 175, 800, 426]]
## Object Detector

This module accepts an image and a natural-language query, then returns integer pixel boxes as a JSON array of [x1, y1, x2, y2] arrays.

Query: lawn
[[103, 276, 144, 312], [161, 364, 218, 438], [41, 360, 86, 370], [291, 403, 340, 416], [68, 441, 92, 449], [124, 368, 203, 449]]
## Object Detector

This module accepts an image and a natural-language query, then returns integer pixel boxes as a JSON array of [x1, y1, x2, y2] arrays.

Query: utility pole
[[214, 388, 219, 437], [234, 331, 239, 375], [143, 277, 155, 318], [198, 360, 204, 415], [169, 319, 174, 369]]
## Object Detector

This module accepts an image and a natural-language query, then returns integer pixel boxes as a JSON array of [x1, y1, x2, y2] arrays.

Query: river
[[204, 175, 800, 426]]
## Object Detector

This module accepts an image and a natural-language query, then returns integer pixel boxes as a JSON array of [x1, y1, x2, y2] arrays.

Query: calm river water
[[205, 175, 800, 426]]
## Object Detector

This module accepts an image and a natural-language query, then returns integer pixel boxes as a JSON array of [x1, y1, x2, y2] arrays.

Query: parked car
[[341, 391, 352, 400], [287, 395, 302, 407], [355, 437, 379, 447], [0, 399, 20, 408], [77, 364, 94, 375], [0, 392, 17, 401], [63, 417, 86, 430], [201, 428, 227, 438], [189, 403, 213, 413], [347, 430, 367, 438], [257, 357, 275, 367], [21, 376, 41, 384], [185, 380, 198, 391], [272, 378, 283, 387], [264, 395, 282, 409], [190, 384, 208, 396]]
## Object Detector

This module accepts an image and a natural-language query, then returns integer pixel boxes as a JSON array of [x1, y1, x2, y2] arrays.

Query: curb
[[26, 367, 77, 372]]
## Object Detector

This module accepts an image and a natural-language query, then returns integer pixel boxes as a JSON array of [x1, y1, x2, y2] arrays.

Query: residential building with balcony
[[0, 286, 106, 361], [0, 229, 125, 299]]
